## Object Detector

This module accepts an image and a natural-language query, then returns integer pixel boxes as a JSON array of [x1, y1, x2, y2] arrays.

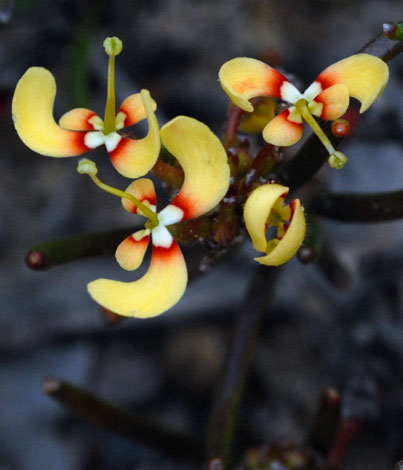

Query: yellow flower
[[244, 184, 305, 266], [12, 37, 160, 178], [219, 54, 388, 169], [80, 116, 230, 318]]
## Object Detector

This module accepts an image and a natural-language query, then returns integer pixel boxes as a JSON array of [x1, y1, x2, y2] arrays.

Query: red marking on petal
[[152, 241, 181, 261], [231, 69, 286, 99], [290, 200, 298, 214], [281, 200, 297, 235], [73, 132, 90, 152], [316, 76, 335, 91], [142, 194, 157, 206], [128, 195, 157, 215], [85, 112, 98, 130], [117, 110, 129, 128], [108, 136, 129, 162], [283, 110, 302, 129], [170, 192, 197, 221], [267, 74, 288, 99]]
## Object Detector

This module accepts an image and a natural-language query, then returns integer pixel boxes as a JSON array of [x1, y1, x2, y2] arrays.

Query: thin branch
[[25, 215, 215, 270], [43, 377, 204, 463], [26, 227, 138, 270], [309, 190, 403, 222], [363, 26, 403, 60], [306, 388, 341, 456], [206, 265, 280, 467], [224, 105, 245, 148], [326, 419, 363, 468], [151, 159, 184, 188]]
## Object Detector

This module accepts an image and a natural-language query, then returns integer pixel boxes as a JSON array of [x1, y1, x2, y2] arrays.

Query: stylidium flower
[[12, 37, 160, 178], [244, 183, 305, 266], [78, 116, 230, 318], [219, 54, 389, 169]]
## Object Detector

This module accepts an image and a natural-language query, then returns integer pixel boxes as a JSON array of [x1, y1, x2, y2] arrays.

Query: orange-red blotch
[[266, 71, 288, 99], [82, 111, 98, 130], [73, 132, 91, 153], [170, 192, 198, 221], [315, 76, 335, 91], [152, 241, 181, 262], [109, 136, 131, 163]]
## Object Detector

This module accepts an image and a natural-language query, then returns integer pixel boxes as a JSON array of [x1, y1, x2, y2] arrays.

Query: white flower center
[[84, 131, 122, 152], [280, 81, 302, 105], [302, 81, 322, 102], [151, 205, 184, 248]]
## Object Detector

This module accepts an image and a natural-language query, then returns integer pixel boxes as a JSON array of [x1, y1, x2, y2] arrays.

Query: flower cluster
[[78, 116, 230, 318], [12, 38, 160, 178], [13, 37, 389, 318], [219, 54, 388, 168]]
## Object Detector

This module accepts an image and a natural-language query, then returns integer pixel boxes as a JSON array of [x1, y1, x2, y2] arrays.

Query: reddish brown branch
[[43, 377, 204, 462]]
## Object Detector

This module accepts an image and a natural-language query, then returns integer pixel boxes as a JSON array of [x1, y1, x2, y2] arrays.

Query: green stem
[[103, 54, 116, 134], [295, 100, 336, 155], [89, 173, 159, 227]]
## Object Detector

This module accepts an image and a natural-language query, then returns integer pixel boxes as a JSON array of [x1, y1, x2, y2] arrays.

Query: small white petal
[[84, 131, 105, 149], [158, 204, 184, 226], [152, 225, 173, 248], [280, 82, 302, 104], [84, 130, 122, 151], [302, 81, 322, 101], [104, 132, 122, 152]]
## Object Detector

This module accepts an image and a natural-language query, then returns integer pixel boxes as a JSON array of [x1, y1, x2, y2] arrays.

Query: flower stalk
[[103, 37, 122, 134], [77, 159, 159, 226]]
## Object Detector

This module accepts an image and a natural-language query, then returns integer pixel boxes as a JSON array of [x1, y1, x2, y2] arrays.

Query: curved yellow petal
[[239, 97, 276, 134], [115, 232, 150, 271], [316, 54, 389, 113], [161, 116, 230, 220], [255, 199, 305, 266], [12, 67, 89, 157], [117, 93, 157, 128], [109, 90, 160, 178], [262, 109, 303, 146], [88, 241, 188, 318], [59, 108, 101, 131], [311, 83, 349, 120], [219, 57, 288, 112], [244, 183, 288, 252], [121, 178, 157, 214]]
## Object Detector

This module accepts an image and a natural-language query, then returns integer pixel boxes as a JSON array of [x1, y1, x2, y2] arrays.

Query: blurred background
[[0, 0, 403, 469]]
